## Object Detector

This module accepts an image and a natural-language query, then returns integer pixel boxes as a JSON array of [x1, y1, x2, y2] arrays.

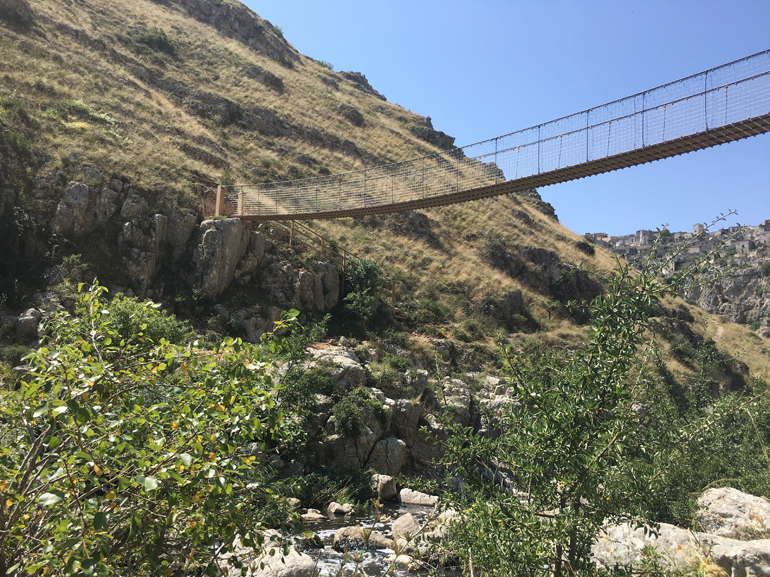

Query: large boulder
[[366, 436, 408, 476], [219, 532, 316, 577], [593, 522, 770, 577], [371, 474, 398, 501], [696, 488, 770, 539], [332, 526, 393, 551], [15, 308, 41, 341], [192, 218, 250, 299], [308, 347, 367, 389], [392, 513, 422, 540], [399, 488, 438, 506]]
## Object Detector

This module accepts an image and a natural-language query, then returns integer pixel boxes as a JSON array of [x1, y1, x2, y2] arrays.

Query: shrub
[[331, 387, 387, 437], [343, 259, 382, 324], [440, 262, 685, 574], [316, 60, 334, 70], [0, 284, 294, 575], [135, 28, 177, 57], [412, 297, 454, 325], [96, 292, 192, 348], [575, 239, 595, 256], [381, 352, 411, 373]]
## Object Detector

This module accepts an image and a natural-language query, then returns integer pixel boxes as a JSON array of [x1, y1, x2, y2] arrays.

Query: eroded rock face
[[166, 206, 197, 261], [339, 72, 386, 101], [171, 0, 301, 65], [308, 347, 367, 389], [408, 117, 454, 150], [688, 269, 770, 325], [119, 214, 168, 293], [52, 181, 127, 238], [15, 308, 41, 341], [338, 104, 365, 127], [0, 0, 35, 26], [192, 218, 250, 299]]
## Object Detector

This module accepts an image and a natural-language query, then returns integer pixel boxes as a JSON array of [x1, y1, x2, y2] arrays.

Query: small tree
[[342, 258, 382, 325]]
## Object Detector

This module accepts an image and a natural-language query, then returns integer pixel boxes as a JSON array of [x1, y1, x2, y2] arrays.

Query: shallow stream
[[295, 502, 440, 576]]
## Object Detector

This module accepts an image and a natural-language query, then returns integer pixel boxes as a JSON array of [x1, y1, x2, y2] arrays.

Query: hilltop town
[[595, 220, 770, 327]]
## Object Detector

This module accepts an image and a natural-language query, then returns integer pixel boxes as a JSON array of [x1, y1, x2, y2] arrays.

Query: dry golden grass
[[4, 0, 767, 379], [2, 0, 441, 198]]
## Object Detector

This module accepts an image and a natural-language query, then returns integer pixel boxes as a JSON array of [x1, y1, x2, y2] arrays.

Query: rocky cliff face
[[603, 222, 770, 331]]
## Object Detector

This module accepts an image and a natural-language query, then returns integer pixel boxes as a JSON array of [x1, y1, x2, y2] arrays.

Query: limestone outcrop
[[192, 218, 250, 299], [168, 0, 301, 65], [594, 488, 770, 576]]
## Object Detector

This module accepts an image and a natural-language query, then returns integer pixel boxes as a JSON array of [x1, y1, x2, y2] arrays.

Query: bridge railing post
[[215, 184, 224, 217]]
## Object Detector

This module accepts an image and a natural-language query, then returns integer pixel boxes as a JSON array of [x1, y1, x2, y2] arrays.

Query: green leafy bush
[[412, 297, 454, 324], [135, 28, 177, 57], [0, 284, 293, 575], [331, 387, 387, 437], [575, 239, 595, 256], [342, 259, 382, 324], [440, 263, 683, 575]]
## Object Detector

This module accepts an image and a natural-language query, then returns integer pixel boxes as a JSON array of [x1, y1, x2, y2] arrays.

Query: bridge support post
[[289, 220, 294, 247], [215, 185, 224, 217]]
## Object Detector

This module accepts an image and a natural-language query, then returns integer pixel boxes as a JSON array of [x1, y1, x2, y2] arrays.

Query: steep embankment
[[1, 0, 767, 381]]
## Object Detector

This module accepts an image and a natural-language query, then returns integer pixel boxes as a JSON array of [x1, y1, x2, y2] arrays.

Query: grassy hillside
[[0, 0, 767, 383]]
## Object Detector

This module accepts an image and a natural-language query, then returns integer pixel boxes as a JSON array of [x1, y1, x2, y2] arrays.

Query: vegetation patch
[[331, 386, 388, 437]]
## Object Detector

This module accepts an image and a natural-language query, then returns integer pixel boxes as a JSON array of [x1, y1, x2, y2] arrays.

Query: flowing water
[[295, 502, 442, 576]]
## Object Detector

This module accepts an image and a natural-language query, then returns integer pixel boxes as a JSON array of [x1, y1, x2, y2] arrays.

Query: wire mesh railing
[[219, 49, 770, 220]]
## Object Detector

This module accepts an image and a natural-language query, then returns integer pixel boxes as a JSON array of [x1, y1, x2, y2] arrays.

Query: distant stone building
[[693, 223, 705, 235], [635, 230, 655, 245]]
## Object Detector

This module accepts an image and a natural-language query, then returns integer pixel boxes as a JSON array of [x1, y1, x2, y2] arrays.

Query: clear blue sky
[[245, 1, 770, 236]]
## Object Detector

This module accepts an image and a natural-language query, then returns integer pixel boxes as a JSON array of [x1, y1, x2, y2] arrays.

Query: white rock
[[220, 532, 316, 577], [399, 488, 438, 506], [371, 474, 398, 501], [696, 487, 770, 538], [392, 513, 421, 540], [328, 502, 356, 515]]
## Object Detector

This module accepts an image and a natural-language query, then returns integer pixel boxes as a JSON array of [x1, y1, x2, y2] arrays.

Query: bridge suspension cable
[[217, 49, 770, 222]]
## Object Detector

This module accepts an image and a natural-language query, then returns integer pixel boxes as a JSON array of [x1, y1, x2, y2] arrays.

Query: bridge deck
[[218, 49, 770, 222]]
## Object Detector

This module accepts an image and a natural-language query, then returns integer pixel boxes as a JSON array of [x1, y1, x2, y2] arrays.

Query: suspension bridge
[[215, 49, 770, 222]]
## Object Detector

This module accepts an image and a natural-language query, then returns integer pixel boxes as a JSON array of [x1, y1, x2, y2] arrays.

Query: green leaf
[[136, 474, 160, 492], [81, 557, 97, 576], [93, 511, 108, 530], [39, 490, 65, 506], [33, 404, 48, 418], [180, 453, 192, 466]]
